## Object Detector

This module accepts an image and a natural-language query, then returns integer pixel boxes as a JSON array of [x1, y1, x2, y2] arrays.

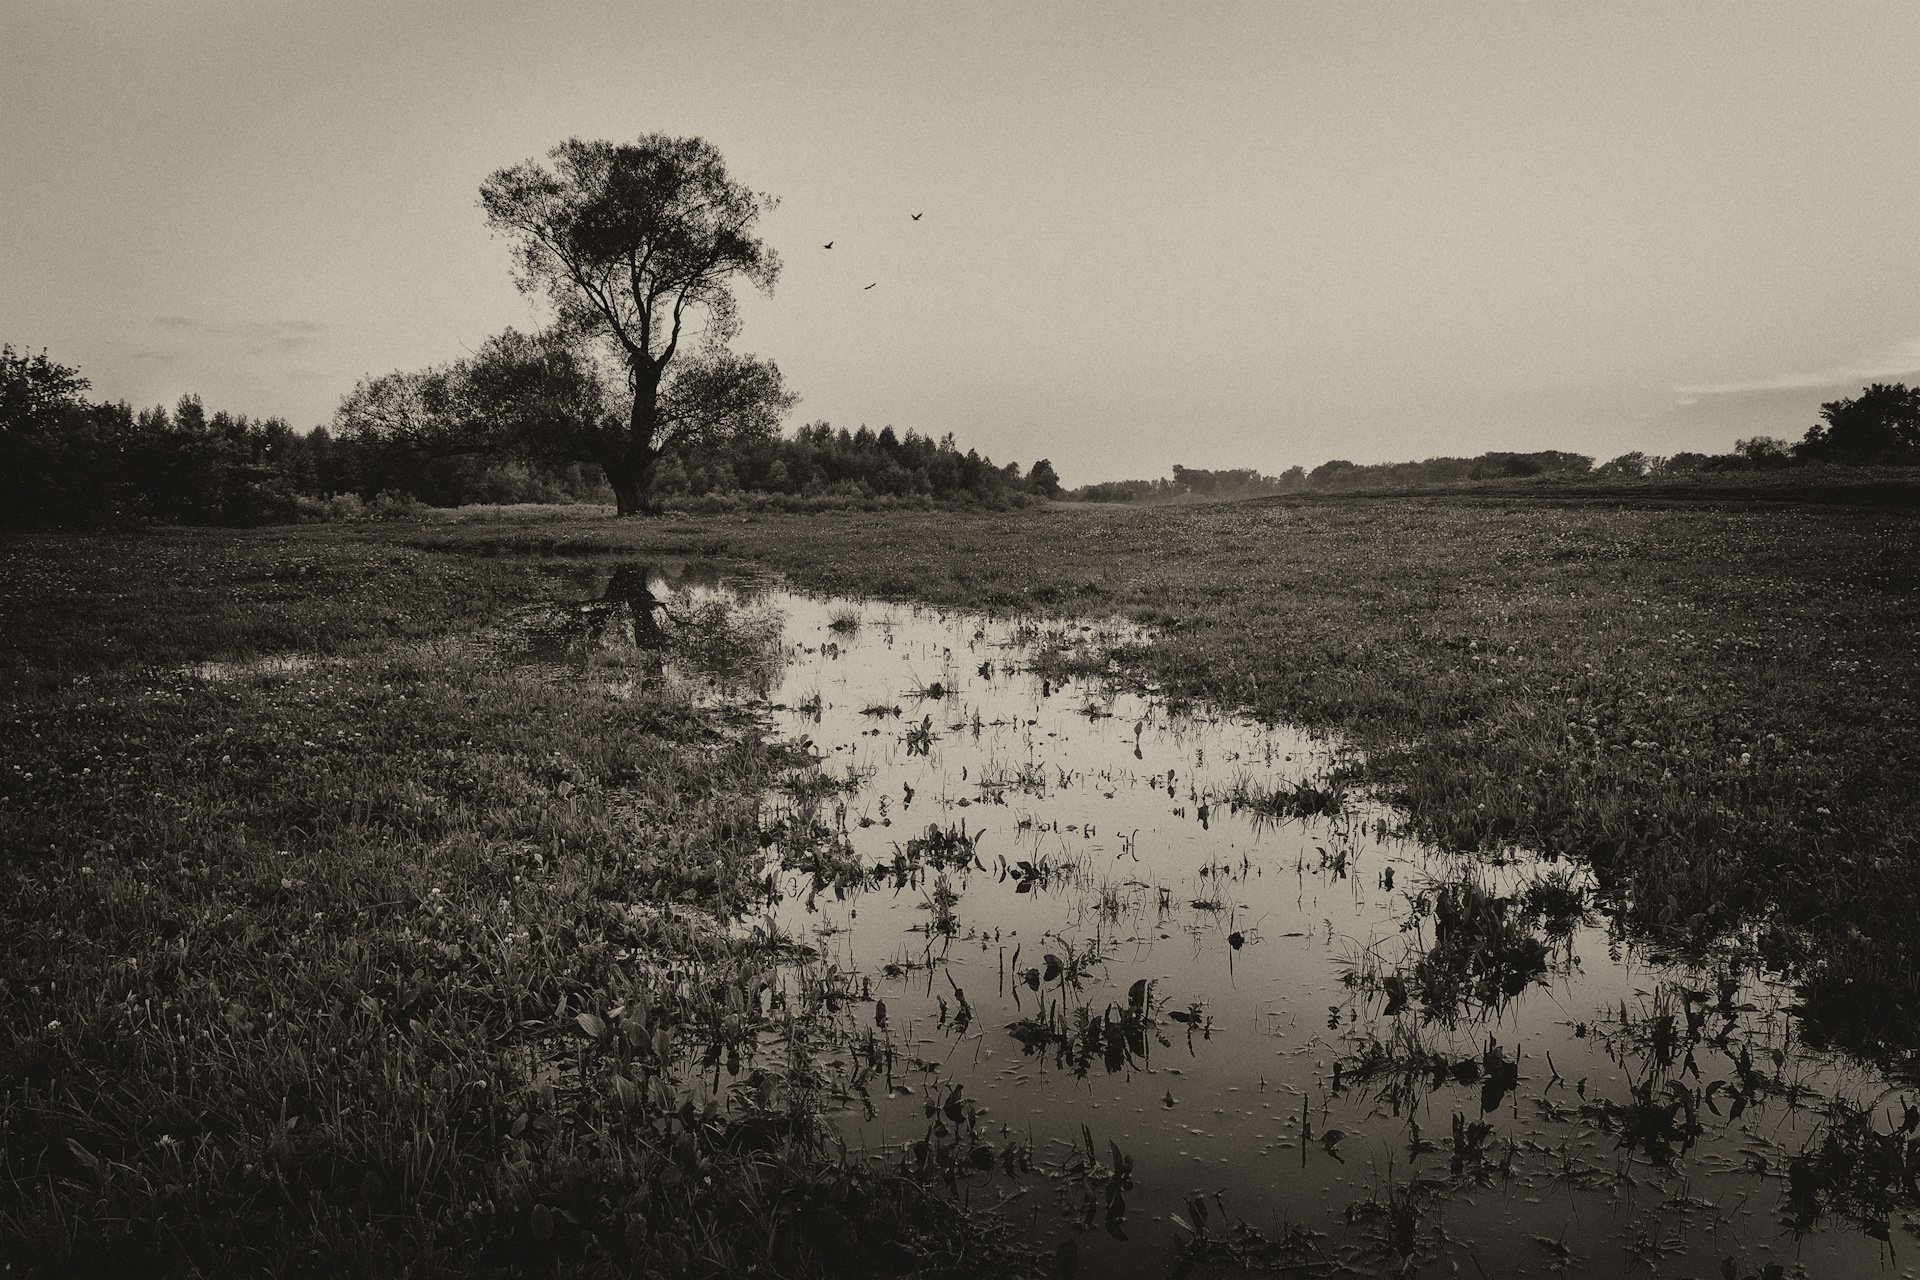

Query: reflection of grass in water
[[665, 594, 785, 688], [1224, 769, 1349, 820], [1405, 875, 1567, 1018], [1578, 977, 1920, 1243], [1519, 866, 1591, 938], [1336, 869, 1589, 1035], [973, 758, 1050, 800], [923, 870, 961, 935], [1326, 964, 1920, 1251], [1334, 1020, 1522, 1120], [1590, 980, 1920, 1244], [902, 821, 981, 869], [1005, 969, 1174, 1079], [1784, 1094, 1920, 1243], [1172, 1192, 1326, 1273]]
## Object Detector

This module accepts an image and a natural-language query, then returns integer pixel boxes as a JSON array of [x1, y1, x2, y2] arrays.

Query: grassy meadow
[[3, 490, 1917, 1275], [0, 534, 1018, 1276], [413, 494, 1920, 1059]]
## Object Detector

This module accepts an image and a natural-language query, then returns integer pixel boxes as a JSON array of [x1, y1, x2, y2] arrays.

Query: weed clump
[[1226, 772, 1349, 821], [1411, 878, 1553, 1015]]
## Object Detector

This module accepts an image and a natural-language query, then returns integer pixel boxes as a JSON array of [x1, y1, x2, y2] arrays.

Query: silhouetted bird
[[823, 241, 833, 248], [910, 212, 923, 221], [864, 282, 877, 290]]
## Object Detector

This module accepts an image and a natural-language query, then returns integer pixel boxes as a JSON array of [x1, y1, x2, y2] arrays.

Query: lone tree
[[474, 134, 796, 514]]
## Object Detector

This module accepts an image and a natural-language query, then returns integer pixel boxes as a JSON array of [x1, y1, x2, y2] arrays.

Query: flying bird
[[823, 241, 833, 249], [910, 212, 923, 221], [864, 282, 877, 290]]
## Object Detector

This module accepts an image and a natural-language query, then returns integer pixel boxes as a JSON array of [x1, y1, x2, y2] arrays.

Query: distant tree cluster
[[1072, 386, 1920, 505], [1, 345, 307, 529], [1073, 452, 1595, 502], [1601, 384, 1919, 475], [0, 344, 608, 530], [655, 422, 1056, 507], [1797, 383, 1920, 465], [0, 344, 1053, 529]]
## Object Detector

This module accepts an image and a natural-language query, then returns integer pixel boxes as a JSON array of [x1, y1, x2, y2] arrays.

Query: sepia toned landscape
[[6, 5, 1920, 1277]]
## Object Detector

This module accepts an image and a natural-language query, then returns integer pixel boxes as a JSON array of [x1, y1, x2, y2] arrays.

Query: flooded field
[[568, 562, 1916, 1279]]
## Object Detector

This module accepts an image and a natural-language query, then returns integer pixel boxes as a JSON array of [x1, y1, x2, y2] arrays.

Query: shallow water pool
[[584, 563, 1915, 1278]]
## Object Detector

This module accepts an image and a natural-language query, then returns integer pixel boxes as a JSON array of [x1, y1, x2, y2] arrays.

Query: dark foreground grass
[[406, 496, 1920, 1065], [0, 531, 1031, 1277]]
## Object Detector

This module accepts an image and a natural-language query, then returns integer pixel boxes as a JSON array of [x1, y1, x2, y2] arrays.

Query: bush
[[1596, 452, 1650, 479], [366, 490, 431, 521], [294, 493, 364, 523]]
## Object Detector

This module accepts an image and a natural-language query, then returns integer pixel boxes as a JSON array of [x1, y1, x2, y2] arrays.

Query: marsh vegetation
[[4, 491, 1917, 1276]]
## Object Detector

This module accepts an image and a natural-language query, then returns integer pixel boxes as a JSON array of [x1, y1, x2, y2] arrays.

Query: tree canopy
[[471, 134, 795, 513], [1798, 382, 1920, 465], [2, 345, 96, 527]]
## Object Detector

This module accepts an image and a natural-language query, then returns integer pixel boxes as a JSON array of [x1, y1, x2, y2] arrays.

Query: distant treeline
[[0, 386, 607, 532], [9, 341, 1915, 528], [1075, 384, 1920, 503], [1, 345, 1060, 529], [654, 422, 1060, 509], [1075, 453, 1597, 502]]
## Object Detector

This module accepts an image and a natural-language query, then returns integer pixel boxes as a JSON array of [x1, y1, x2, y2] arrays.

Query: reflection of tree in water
[[559, 561, 786, 695], [588, 563, 669, 651]]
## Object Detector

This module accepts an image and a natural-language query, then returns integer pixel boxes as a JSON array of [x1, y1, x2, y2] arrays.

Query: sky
[[5, 2, 1919, 485]]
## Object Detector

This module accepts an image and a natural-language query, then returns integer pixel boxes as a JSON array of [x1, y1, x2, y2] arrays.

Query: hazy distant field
[[4, 492, 1916, 1275]]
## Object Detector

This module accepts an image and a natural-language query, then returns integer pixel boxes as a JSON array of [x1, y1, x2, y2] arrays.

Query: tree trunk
[[603, 450, 662, 517], [605, 459, 643, 516], [605, 364, 664, 517]]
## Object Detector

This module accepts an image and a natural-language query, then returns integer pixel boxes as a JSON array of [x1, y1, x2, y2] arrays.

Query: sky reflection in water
[[613, 566, 1907, 1279]]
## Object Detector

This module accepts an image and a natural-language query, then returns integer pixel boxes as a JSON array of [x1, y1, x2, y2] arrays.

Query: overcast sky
[[5, 2, 1918, 484]]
